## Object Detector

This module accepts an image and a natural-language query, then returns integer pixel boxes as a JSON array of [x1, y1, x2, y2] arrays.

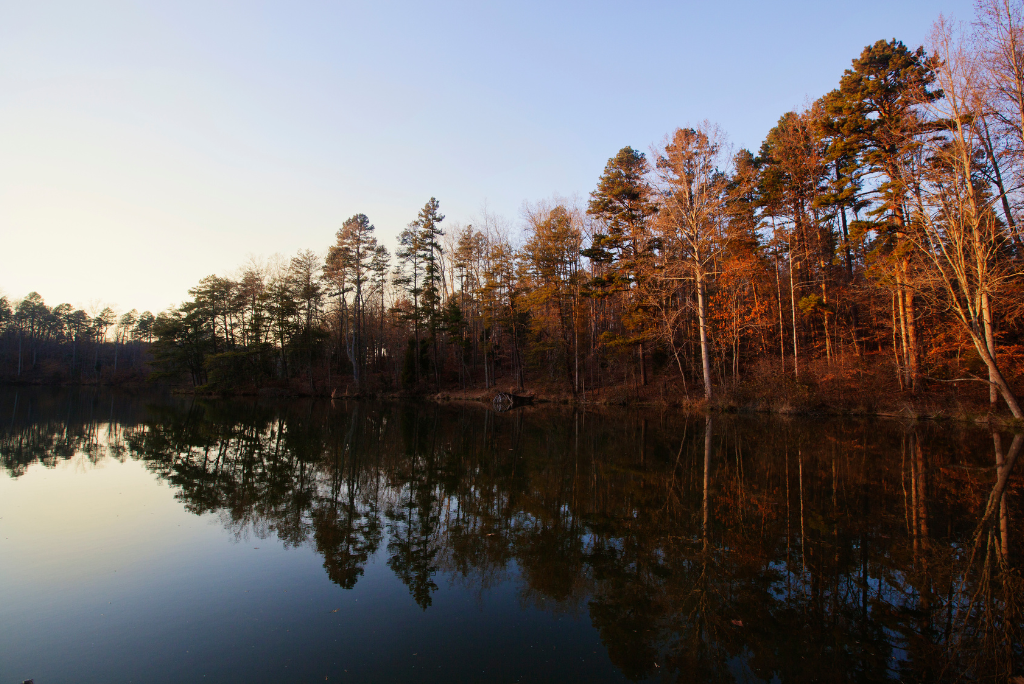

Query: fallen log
[[492, 392, 534, 412]]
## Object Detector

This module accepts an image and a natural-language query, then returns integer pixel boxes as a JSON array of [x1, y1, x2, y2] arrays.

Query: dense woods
[[6, 5, 1024, 416], [0, 292, 155, 384]]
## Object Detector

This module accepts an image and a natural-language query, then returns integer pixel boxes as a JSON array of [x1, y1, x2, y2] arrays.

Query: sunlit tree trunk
[[696, 268, 713, 400], [910, 18, 1024, 418], [982, 292, 998, 410], [789, 248, 799, 380]]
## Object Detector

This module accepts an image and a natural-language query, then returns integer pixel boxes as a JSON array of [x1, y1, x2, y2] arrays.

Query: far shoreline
[[5, 377, 1017, 430]]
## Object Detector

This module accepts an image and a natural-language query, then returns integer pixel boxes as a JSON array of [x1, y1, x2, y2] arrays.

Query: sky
[[0, 0, 975, 315]]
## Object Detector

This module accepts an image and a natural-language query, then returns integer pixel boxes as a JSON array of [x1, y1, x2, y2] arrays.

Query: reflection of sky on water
[[0, 455, 621, 684]]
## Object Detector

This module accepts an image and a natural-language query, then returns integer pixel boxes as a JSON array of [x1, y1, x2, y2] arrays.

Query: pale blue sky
[[0, 0, 973, 314]]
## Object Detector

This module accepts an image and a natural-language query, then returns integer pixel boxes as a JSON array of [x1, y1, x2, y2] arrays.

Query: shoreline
[[3, 378, 1021, 428]]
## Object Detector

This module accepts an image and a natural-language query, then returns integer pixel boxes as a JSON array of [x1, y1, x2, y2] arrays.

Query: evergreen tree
[[415, 197, 445, 386], [823, 39, 941, 390], [395, 223, 426, 383], [326, 214, 379, 387], [584, 146, 659, 384]]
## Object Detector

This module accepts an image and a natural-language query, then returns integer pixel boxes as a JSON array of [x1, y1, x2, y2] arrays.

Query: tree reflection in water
[[1, 388, 1021, 682]]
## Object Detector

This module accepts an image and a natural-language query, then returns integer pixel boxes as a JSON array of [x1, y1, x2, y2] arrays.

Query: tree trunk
[[971, 327, 1023, 418], [696, 269, 713, 400], [775, 254, 785, 370], [638, 341, 647, 386], [896, 277, 910, 387], [981, 116, 1024, 254], [903, 266, 920, 391], [982, 292, 998, 410], [789, 250, 799, 380]]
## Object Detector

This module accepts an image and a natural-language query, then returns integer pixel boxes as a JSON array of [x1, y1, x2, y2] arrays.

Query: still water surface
[[0, 389, 1021, 683]]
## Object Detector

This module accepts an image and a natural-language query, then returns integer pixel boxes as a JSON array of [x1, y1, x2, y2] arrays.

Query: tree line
[[10, 3, 1022, 414], [0, 292, 155, 383]]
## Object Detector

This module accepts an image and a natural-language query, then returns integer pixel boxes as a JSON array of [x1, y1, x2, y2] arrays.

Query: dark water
[[0, 389, 1021, 683]]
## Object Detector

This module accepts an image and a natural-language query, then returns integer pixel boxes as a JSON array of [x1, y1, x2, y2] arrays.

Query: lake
[[0, 388, 1020, 683]]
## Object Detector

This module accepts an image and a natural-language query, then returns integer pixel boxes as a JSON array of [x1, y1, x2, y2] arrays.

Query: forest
[[0, 292, 155, 385], [4, 3, 1024, 417]]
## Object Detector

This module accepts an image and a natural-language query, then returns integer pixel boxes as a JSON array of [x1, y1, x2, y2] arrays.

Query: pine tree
[[395, 223, 426, 383], [823, 39, 940, 390], [327, 214, 379, 387], [584, 147, 659, 384], [413, 198, 445, 386]]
